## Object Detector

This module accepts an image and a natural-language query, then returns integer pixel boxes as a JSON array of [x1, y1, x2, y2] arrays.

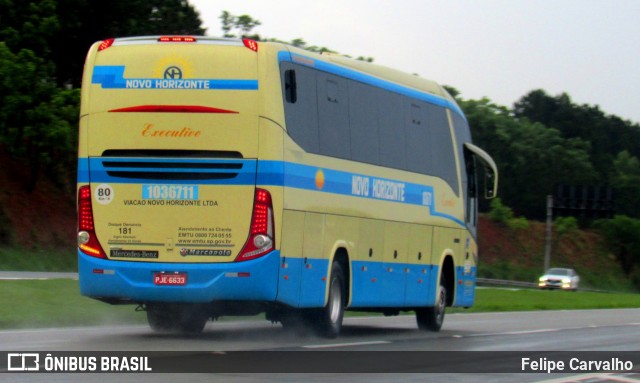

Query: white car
[[538, 268, 580, 291]]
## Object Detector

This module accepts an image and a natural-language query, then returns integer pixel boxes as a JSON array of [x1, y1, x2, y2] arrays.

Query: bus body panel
[[80, 38, 261, 264], [78, 37, 496, 326], [78, 249, 280, 302]]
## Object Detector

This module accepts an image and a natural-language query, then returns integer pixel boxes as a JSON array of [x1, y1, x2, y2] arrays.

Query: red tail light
[[98, 38, 115, 51], [78, 186, 107, 259], [242, 38, 258, 52], [159, 36, 197, 43], [236, 189, 274, 262]]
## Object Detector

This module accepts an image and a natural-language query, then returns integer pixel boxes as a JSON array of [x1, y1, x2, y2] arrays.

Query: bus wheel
[[310, 261, 346, 338], [416, 278, 446, 332], [178, 304, 209, 334], [146, 303, 178, 332], [146, 303, 208, 334], [279, 309, 310, 336]]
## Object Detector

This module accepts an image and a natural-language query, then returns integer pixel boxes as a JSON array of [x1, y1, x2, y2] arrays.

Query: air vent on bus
[[102, 150, 243, 159], [100, 150, 245, 181]]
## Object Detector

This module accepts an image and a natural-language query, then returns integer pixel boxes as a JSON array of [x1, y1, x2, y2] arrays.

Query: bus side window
[[285, 69, 297, 104]]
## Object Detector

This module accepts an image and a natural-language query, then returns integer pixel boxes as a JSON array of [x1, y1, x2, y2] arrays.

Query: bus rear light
[[225, 272, 251, 278], [98, 38, 115, 51], [78, 186, 107, 259], [242, 38, 258, 52], [159, 36, 197, 43], [236, 189, 274, 262], [78, 186, 94, 230]]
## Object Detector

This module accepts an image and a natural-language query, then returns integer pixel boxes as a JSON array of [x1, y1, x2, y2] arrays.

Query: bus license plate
[[153, 273, 187, 286]]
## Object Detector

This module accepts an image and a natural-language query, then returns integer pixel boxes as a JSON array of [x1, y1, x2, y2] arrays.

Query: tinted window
[[317, 74, 350, 159], [428, 105, 457, 191], [377, 90, 406, 170], [405, 101, 431, 174], [281, 63, 319, 153], [348, 81, 379, 165], [281, 62, 461, 194]]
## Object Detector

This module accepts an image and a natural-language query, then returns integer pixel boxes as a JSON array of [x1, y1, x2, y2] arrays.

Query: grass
[[0, 279, 638, 330], [0, 246, 77, 272], [0, 279, 144, 329], [450, 287, 640, 313]]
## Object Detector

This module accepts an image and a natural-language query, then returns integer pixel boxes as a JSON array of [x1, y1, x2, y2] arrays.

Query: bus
[[77, 36, 498, 338]]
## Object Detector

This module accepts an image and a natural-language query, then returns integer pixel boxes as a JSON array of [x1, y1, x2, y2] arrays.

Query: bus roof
[[96, 36, 462, 117], [274, 42, 463, 118]]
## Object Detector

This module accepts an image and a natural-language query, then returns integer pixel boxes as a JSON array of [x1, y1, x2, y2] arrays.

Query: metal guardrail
[[0, 272, 625, 293], [476, 277, 621, 293], [0, 271, 78, 280], [476, 277, 538, 288]]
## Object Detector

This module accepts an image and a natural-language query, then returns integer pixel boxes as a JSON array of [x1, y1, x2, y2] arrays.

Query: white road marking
[[303, 340, 391, 349]]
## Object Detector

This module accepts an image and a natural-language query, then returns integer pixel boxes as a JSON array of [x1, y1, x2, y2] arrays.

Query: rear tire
[[146, 304, 177, 332], [146, 303, 209, 334], [416, 277, 446, 332], [309, 261, 346, 338], [279, 309, 309, 336]]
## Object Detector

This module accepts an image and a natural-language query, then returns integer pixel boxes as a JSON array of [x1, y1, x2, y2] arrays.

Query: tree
[[0, 40, 79, 190], [513, 89, 640, 219], [0, 0, 59, 58], [514, 89, 640, 182], [219, 11, 261, 39], [217, 11, 373, 61], [595, 215, 640, 289], [610, 151, 640, 217], [52, 0, 206, 87], [0, 0, 207, 191], [459, 96, 596, 219]]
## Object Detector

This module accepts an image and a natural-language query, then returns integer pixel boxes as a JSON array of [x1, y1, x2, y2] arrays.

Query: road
[[1, 308, 639, 382]]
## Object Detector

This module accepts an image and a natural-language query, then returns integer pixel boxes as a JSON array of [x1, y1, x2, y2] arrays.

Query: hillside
[[0, 152, 75, 251], [0, 159, 633, 291], [478, 216, 633, 291]]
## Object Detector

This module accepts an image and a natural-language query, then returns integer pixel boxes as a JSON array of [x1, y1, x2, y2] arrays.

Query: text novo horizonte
[[126, 79, 210, 89], [351, 175, 407, 203]]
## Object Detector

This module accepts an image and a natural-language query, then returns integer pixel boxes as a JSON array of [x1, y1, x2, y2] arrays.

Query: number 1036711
[[142, 185, 199, 200]]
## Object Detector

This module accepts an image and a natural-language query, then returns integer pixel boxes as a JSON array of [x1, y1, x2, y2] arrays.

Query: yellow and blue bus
[[77, 36, 498, 337]]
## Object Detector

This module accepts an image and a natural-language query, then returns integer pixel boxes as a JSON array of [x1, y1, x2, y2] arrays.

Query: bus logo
[[315, 169, 325, 190], [164, 66, 183, 79], [7, 353, 40, 371]]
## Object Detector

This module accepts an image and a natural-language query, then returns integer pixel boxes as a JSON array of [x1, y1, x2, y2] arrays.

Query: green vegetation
[[0, 279, 637, 330], [463, 92, 640, 221], [488, 198, 530, 230], [484, 199, 640, 291], [451, 288, 640, 313], [594, 215, 640, 288], [554, 216, 579, 238], [0, 279, 144, 329], [0, 2, 639, 321], [0, 247, 76, 272]]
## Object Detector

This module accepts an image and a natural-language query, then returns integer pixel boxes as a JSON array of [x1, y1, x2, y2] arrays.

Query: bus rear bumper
[[78, 250, 280, 303]]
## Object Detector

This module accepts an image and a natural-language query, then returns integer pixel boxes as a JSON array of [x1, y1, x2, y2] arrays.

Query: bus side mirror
[[484, 170, 497, 199]]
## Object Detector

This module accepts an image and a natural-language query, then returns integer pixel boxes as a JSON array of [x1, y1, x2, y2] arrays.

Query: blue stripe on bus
[[276, 258, 475, 308], [91, 65, 259, 90], [78, 249, 281, 303], [78, 158, 464, 227], [78, 158, 258, 185], [268, 161, 465, 227], [277, 51, 466, 120], [79, 244, 475, 308], [455, 265, 477, 307]]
